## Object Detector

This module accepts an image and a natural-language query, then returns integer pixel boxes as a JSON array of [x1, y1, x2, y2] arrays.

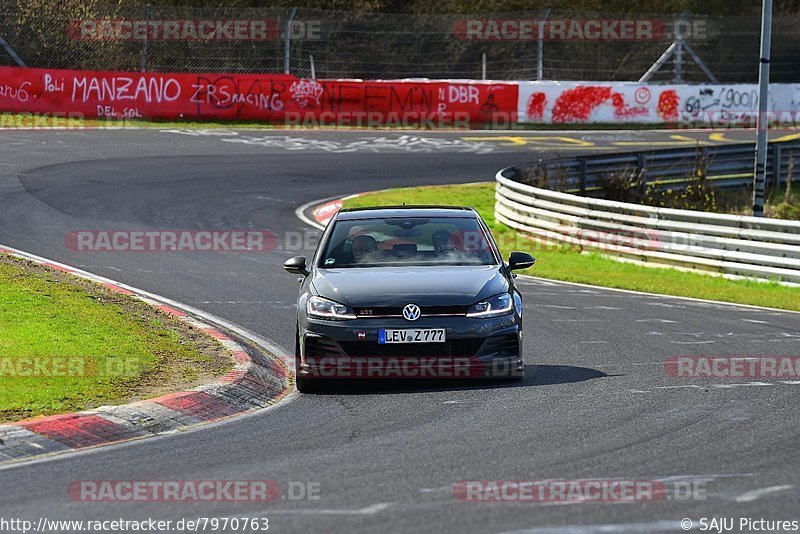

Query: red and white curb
[[313, 199, 343, 227], [0, 244, 293, 465], [295, 193, 365, 230]]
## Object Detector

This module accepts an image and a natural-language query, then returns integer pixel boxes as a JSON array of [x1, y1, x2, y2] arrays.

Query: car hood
[[311, 265, 508, 307]]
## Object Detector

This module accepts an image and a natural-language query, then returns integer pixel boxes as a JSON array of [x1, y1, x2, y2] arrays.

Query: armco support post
[[579, 158, 587, 195], [637, 152, 647, 195], [772, 143, 782, 190]]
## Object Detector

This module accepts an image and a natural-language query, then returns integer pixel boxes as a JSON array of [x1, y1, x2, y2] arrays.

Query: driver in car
[[351, 234, 378, 263]]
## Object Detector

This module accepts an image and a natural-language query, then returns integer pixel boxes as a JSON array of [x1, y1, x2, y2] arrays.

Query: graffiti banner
[[517, 81, 800, 126], [4, 67, 796, 127], [0, 66, 518, 126]]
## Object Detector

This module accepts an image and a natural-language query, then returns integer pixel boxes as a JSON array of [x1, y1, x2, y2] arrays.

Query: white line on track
[[735, 485, 794, 502], [226, 503, 394, 516], [712, 381, 774, 388], [418, 485, 453, 493], [295, 197, 333, 231], [517, 275, 800, 316], [500, 520, 683, 533]]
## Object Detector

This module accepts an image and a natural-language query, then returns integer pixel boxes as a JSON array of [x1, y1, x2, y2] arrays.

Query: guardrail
[[517, 140, 800, 194], [495, 166, 800, 284]]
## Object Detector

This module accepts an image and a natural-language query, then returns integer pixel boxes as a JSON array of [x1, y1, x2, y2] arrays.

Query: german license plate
[[379, 329, 446, 344]]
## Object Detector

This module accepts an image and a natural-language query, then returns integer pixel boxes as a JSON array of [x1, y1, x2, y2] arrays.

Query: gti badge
[[357, 331, 367, 341], [402, 303, 421, 322]]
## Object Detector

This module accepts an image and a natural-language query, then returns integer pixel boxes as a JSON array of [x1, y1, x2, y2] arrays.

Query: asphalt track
[[0, 128, 798, 533]]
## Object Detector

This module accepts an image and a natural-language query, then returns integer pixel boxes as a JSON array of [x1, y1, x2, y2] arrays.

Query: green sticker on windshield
[[325, 258, 335, 265]]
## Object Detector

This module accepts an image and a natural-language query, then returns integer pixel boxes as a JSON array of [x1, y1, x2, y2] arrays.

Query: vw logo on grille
[[402, 303, 421, 321]]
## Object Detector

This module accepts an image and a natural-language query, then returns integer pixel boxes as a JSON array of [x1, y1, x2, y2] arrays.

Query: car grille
[[339, 339, 485, 358], [354, 305, 468, 318]]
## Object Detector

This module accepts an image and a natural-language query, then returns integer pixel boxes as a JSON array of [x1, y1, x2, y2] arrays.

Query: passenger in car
[[432, 229, 457, 255]]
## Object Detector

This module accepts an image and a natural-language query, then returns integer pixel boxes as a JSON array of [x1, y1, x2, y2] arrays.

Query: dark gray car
[[284, 206, 534, 393]]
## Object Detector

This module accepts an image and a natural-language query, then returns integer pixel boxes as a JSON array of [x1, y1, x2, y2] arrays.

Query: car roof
[[335, 206, 478, 220]]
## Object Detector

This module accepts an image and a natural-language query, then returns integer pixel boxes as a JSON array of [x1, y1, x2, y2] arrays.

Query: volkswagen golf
[[284, 206, 534, 392]]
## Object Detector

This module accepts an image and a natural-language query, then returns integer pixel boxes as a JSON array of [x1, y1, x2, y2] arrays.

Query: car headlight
[[307, 296, 357, 320], [466, 293, 513, 318]]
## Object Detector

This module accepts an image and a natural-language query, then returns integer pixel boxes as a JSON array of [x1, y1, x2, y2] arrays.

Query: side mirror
[[283, 256, 309, 276], [508, 251, 535, 271]]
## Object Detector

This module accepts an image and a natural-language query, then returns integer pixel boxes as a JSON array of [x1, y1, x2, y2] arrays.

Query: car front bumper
[[298, 314, 524, 379]]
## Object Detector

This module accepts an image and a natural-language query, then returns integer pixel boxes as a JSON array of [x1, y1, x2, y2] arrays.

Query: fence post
[[0, 35, 26, 67], [140, 4, 150, 72], [673, 14, 684, 83], [284, 7, 297, 74], [481, 52, 487, 80], [536, 9, 550, 81]]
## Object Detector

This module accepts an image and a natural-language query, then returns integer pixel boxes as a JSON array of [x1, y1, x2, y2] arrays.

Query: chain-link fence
[[1, 4, 799, 82]]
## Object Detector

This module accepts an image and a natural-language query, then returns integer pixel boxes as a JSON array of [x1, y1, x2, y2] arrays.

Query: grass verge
[[0, 112, 734, 131], [0, 254, 232, 423], [0, 112, 283, 131], [342, 182, 800, 312]]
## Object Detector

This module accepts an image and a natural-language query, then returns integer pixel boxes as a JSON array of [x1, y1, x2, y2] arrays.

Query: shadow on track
[[300, 364, 610, 395]]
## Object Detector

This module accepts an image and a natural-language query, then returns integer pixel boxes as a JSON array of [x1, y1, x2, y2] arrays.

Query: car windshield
[[318, 216, 497, 268]]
